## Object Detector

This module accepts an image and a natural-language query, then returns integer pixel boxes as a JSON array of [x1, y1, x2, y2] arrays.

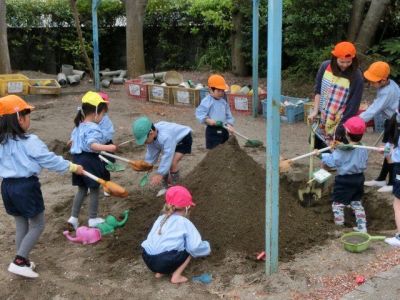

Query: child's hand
[[74, 165, 84, 175], [225, 124, 234, 133], [206, 118, 216, 126], [67, 140, 72, 148], [151, 174, 163, 186], [107, 144, 117, 153], [69, 163, 84, 174]]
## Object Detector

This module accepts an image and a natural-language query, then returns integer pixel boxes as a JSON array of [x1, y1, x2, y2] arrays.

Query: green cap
[[132, 116, 152, 145]]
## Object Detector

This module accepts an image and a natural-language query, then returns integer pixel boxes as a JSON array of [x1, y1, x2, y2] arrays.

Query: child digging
[[195, 74, 235, 149], [0, 95, 83, 278], [132, 116, 192, 196], [320, 116, 368, 233], [141, 186, 210, 283], [67, 91, 117, 230]]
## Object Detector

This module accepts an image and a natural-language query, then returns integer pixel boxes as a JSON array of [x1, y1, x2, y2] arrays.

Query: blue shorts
[[1, 176, 44, 218], [205, 126, 229, 149], [72, 152, 110, 188], [175, 133, 192, 154], [392, 163, 400, 199], [142, 249, 189, 274]]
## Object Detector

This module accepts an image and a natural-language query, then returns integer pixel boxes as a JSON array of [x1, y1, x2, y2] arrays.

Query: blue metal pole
[[265, 0, 282, 275], [92, 0, 101, 91], [252, 0, 259, 118]]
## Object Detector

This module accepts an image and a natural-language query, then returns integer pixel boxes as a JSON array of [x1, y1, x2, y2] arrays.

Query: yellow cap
[[82, 91, 107, 107]]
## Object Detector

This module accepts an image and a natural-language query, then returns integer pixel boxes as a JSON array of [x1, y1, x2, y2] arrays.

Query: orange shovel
[[100, 151, 154, 172], [82, 170, 128, 198]]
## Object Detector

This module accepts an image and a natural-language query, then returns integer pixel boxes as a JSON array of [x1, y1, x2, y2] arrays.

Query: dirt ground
[[0, 72, 399, 299]]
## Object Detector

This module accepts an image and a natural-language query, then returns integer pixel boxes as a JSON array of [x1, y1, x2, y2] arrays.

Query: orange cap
[[0, 95, 34, 116], [331, 41, 356, 59], [208, 74, 229, 91], [364, 61, 390, 82]]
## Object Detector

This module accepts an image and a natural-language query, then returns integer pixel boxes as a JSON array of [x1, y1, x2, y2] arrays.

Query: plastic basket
[[147, 84, 173, 104], [171, 87, 200, 107], [28, 79, 61, 95], [227, 93, 267, 115], [280, 96, 309, 124], [374, 112, 385, 132], [125, 79, 148, 101], [0, 74, 30, 96]]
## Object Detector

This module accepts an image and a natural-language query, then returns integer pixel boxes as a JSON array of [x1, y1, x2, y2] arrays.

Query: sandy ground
[[0, 74, 398, 300]]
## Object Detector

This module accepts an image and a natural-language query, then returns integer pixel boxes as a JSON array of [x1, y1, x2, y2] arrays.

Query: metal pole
[[92, 0, 101, 91], [265, 0, 282, 275], [252, 0, 260, 117]]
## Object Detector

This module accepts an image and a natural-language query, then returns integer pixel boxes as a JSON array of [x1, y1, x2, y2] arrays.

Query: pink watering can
[[63, 226, 102, 245]]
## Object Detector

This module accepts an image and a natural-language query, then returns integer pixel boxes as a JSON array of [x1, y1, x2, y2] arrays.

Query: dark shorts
[[142, 249, 189, 274], [72, 152, 110, 188], [205, 126, 229, 150], [331, 173, 364, 205], [393, 163, 400, 199], [1, 176, 44, 218], [175, 132, 192, 154]]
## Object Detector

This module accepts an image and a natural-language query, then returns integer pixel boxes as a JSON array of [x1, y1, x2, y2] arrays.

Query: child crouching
[[141, 186, 210, 283], [321, 116, 368, 232]]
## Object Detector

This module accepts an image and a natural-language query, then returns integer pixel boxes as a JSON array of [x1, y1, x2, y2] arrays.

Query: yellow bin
[[0, 74, 30, 96]]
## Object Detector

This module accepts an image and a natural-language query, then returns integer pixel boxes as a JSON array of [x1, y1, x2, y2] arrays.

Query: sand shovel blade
[[244, 140, 263, 148], [139, 173, 149, 187]]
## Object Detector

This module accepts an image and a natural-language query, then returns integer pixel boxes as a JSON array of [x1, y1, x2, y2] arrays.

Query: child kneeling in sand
[[320, 116, 369, 233], [141, 186, 210, 283]]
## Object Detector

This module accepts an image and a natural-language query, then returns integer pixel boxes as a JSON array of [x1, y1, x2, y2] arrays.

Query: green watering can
[[341, 232, 386, 253], [95, 210, 129, 235]]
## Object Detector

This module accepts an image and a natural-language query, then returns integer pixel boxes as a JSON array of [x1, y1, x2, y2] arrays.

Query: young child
[[0, 95, 83, 278], [195, 74, 235, 149], [320, 116, 368, 232], [384, 113, 400, 246], [67, 91, 117, 230], [361, 61, 400, 193], [141, 186, 210, 283], [97, 91, 115, 196], [132, 116, 192, 196]]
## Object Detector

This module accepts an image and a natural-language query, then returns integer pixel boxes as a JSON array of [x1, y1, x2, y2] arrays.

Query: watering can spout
[[63, 230, 82, 243]]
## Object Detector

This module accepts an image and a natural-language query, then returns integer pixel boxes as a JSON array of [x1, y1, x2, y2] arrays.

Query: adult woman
[[308, 41, 364, 149]]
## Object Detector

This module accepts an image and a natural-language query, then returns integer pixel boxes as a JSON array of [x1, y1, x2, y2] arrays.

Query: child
[[384, 113, 400, 246], [141, 186, 210, 283], [0, 95, 83, 278], [320, 116, 368, 232], [195, 74, 235, 149], [361, 62, 400, 193], [67, 91, 117, 230], [97, 91, 115, 196], [132, 116, 192, 196]]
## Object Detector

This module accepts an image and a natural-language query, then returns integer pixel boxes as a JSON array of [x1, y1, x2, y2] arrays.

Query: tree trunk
[[69, 0, 94, 78], [125, 0, 147, 78], [231, 9, 247, 76], [0, 0, 11, 73], [355, 0, 390, 53], [347, 0, 367, 41]]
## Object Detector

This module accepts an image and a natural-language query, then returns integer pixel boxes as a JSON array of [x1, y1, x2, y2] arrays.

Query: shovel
[[100, 151, 154, 172], [82, 170, 128, 198], [280, 146, 332, 173], [223, 125, 263, 147], [99, 155, 126, 172]]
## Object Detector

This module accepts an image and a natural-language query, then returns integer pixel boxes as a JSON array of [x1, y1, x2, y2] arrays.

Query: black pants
[[376, 119, 394, 185]]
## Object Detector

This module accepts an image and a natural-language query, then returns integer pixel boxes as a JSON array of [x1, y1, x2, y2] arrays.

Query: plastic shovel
[[223, 125, 263, 147], [82, 170, 128, 198], [280, 146, 332, 173], [100, 151, 153, 172], [99, 155, 126, 172]]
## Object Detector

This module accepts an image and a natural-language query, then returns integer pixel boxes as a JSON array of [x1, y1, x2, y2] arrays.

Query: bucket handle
[[369, 235, 386, 241]]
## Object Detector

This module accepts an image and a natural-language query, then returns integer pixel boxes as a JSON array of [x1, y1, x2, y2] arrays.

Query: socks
[[13, 255, 28, 266]]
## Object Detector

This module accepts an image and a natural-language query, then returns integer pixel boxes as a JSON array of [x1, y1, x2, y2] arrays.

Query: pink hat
[[343, 116, 366, 135], [98, 92, 110, 102], [166, 186, 196, 207]]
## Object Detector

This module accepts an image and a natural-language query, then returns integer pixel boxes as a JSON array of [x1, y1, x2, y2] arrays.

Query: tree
[[348, 0, 391, 52], [0, 0, 11, 73], [125, 0, 147, 77], [231, 4, 246, 76]]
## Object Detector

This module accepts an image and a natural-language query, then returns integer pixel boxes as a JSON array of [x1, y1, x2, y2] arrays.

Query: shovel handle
[[100, 151, 131, 163], [223, 125, 250, 141], [82, 170, 101, 183], [352, 145, 382, 152], [289, 146, 332, 162], [118, 138, 135, 147], [99, 155, 112, 165]]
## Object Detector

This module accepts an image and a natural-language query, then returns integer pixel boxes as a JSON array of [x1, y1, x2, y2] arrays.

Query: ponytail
[[158, 204, 175, 235]]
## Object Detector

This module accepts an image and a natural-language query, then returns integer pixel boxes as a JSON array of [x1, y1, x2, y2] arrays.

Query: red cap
[[331, 41, 356, 59], [166, 186, 195, 207], [343, 116, 366, 135], [98, 92, 110, 102]]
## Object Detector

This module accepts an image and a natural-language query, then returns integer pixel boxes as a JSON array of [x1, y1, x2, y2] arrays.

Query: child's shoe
[[385, 235, 400, 247], [377, 185, 393, 193], [67, 216, 79, 231], [88, 217, 105, 227], [8, 262, 38, 278], [156, 188, 167, 197], [104, 191, 110, 197], [364, 180, 386, 187]]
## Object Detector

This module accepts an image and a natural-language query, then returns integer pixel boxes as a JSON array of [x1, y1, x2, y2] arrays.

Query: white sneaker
[[364, 180, 386, 187], [88, 217, 105, 227], [67, 216, 79, 230], [156, 188, 167, 197], [28, 261, 36, 270], [8, 262, 39, 278], [385, 236, 400, 247], [353, 227, 367, 233], [377, 185, 393, 193], [104, 191, 110, 197]]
